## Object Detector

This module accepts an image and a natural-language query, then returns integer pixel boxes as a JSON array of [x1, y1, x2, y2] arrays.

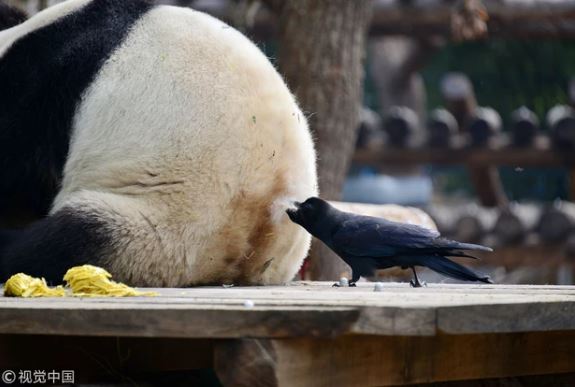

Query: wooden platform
[[1, 282, 574, 386]]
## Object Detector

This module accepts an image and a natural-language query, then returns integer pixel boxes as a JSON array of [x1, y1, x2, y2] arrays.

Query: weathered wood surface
[[0, 282, 574, 338]]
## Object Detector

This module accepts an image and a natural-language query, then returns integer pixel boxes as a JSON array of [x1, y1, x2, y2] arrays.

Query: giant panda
[[0, 0, 318, 286]]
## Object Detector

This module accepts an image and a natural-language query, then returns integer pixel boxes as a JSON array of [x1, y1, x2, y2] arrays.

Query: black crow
[[286, 197, 493, 287]]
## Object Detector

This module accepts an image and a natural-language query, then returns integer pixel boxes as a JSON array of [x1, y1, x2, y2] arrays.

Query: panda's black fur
[[0, 0, 152, 224], [0, 0, 153, 281]]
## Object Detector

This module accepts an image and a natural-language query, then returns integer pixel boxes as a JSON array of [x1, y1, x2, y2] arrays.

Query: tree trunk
[[275, 0, 372, 280]]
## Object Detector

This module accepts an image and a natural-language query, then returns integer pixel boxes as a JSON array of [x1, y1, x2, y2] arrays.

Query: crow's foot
[[409, 279, 427, 288], [333, 281, 356, 287], [410, 267, 426, 288]]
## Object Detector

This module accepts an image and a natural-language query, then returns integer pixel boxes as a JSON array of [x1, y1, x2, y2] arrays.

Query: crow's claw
[[409, 280, 427, 288]]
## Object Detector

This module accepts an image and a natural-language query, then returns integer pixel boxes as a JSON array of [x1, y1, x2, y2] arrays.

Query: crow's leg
[[332, 279, 353, 287], [409, 267, 426, 288], [349, 270, 360, 287], [332, 267, 362, 287], [332, 271, 360, 287]]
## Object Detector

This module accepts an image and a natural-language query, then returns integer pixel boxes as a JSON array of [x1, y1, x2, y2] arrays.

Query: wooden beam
[[195, 0, 575, 40], [370, 0, 575, 39], [214, 331, 575, 387], [0, 301, 360, 338], [353, 147, 575, 167]]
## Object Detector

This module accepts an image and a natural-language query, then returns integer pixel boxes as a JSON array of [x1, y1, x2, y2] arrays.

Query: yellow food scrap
[[4, 273, 65, 298], [63, 265, 157, 297]]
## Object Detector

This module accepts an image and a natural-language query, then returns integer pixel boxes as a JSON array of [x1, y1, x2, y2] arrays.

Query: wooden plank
[[437, 301, 575, 334], [2, 284, 573, 306], [0, 304, 361, 338], [214, 332, 575, 387], [0, 284, 574, 337], [2, 283, 575, 304]]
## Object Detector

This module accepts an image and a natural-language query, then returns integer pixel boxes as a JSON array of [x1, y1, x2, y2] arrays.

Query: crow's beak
[[286, 201, 301, 222]]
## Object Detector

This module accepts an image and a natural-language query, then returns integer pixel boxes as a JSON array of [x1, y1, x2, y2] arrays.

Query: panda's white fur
[[3, 1, 318, 286]]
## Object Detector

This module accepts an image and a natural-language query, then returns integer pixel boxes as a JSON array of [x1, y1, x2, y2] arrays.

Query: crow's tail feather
[[444, 251, 480, 260], [446, 241, 493, 252], [418, 255, 492, 284]]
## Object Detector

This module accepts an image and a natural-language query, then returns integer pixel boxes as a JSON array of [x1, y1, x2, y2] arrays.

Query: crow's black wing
[[331, 214, 491, 258], [331, 215, 441, 258]]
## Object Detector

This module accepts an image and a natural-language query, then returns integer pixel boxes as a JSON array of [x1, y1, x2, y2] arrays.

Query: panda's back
[[60, 5, 303, 206]]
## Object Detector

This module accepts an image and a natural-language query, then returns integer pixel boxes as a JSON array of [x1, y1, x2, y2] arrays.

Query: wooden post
[[382, 106, 420, 148], [453, 214, 485, 243], [427, 108, 458, 148], [356, 107, 383, 150], [510, 106, 539, 148], [440, 73, 477, 129], [537, 202, 575, 243], [548, 105, 575, 150], [439, 74, 507, 208], [492, 208, 525, 246], [468, 107, 502, 148]]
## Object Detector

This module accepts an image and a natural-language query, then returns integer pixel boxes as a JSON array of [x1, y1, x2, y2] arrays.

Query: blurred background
[[8, 0, 575, 285]]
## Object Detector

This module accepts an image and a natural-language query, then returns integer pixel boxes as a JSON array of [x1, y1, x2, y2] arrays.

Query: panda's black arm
[[0, 208, 111, 284]]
